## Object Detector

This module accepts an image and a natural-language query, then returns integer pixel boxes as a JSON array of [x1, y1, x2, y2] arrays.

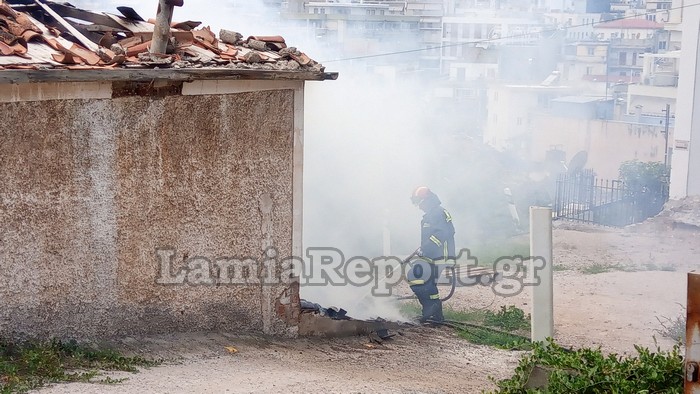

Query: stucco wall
[[0, 87, 301, 339], [531, 114, 670, 179]]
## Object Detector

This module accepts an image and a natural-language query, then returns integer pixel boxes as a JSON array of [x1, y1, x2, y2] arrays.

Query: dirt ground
[[37, 221, 698, 394]]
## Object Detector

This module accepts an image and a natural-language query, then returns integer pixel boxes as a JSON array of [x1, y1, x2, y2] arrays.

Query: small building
[[0, 1, 336, 339]]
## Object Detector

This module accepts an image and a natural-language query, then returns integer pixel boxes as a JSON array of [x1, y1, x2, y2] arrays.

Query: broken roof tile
[[0, 0, 330, 78]]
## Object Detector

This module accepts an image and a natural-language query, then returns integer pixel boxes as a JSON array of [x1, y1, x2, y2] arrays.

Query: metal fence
[[554, 170, 669, 227]]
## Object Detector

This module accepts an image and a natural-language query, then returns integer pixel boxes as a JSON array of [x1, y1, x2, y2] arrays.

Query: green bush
[[484, 306, 530, 332], [619, 160, 669, 190], [490, 339, 684, 393]]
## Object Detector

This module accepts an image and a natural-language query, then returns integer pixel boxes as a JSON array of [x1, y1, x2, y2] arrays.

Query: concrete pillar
[[670, 0, 700, 198], [530, 207, 554, 343]]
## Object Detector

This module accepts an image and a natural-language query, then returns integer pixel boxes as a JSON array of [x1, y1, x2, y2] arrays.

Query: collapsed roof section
[[0, 0, 337, 81]]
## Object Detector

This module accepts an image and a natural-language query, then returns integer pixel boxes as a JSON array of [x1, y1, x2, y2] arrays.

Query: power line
[[320, 2, 699, 63]]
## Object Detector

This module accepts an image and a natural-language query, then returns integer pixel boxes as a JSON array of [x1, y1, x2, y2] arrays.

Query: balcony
[[644, 72, 678, 87], [610, 38, 656, 49]]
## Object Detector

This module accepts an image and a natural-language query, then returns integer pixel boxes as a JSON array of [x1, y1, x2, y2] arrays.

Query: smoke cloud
[[69, 1, 520, 320]]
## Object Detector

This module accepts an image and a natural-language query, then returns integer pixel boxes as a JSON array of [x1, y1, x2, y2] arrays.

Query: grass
[[401, 303, 532, 350], [0, 339, 159, 393], [581, 261, 677, 274], [579, 262, 627, 274], [643, 262, 677, 272], [655, 305, 687, 344], [467, 239, 530, 268]]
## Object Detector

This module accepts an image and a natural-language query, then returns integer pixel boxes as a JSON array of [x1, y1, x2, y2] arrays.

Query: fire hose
[[396, 249, 457, 303]]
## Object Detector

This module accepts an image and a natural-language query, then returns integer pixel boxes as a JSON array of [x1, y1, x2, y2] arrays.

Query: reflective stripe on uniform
[[409, 279, 426, 285], [430, 235, 441, 246], [444, 210, 452, 222], [429, 294, 440, 300], [414, 256, 435, 264]]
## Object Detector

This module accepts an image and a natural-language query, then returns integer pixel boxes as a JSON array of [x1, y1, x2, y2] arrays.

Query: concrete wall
[[0, 80, 304, 339], [670, 0, 700, 198], [531, 115, 669, 179]]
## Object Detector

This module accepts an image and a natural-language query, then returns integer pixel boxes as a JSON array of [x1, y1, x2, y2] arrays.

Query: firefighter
[[407, 186, 455, 323]]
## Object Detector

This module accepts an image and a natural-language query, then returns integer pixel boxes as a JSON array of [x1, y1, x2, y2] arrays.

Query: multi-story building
[[591, 18, 669, 87], [482, 83, 579, 150], [559, 40, 609, 92], [281, 0, 443, 71], [624, 50, 679, 117]]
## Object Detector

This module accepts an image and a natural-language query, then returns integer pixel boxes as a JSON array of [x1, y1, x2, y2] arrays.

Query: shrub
[[490, 339, 684, 393]]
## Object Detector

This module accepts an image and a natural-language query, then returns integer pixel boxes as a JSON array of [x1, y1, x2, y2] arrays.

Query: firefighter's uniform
[[408, 187, 455, 323]]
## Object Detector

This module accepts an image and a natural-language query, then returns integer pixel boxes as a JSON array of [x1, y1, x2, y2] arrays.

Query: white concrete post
[[530, 207, 554, 343]]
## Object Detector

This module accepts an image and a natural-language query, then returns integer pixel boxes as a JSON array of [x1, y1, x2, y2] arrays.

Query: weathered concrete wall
[[531, 115, 669, 180], [0, 86, 301, 339]]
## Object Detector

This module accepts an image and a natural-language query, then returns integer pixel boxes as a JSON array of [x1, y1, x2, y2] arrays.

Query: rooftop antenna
[[150, 0, 184, 54]]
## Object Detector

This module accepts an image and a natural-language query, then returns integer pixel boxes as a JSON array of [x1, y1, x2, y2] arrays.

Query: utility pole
[[663, 103, 671, 168], [150, 0, 184, 54]]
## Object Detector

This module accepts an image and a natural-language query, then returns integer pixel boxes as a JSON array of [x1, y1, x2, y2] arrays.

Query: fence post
[[530, 207, 554, 343]]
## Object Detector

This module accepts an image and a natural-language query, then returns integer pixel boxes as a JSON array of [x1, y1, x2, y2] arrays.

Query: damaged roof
[[0, 0, 337, 82]]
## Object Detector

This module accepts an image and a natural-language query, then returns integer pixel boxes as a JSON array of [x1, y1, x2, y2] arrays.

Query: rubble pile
[[659, 195, 700, 229], [0, 0, 324, 72]]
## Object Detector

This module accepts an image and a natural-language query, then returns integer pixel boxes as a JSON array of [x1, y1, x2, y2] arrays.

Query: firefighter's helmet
[[411, 186, 432, 205]]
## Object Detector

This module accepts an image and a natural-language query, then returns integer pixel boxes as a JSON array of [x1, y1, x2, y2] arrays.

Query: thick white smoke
[[65, 0, 514, 321]]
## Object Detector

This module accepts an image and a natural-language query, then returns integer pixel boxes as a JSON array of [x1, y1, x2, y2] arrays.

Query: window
[[380, 10, 385, 15], [320, 7, 325, 14], [517, 117, 523, 126], [632, 52, 638, 65], [457, 88, 475, 98], [659, 41, 667, 50], [587, 47, 595, 55], [443, 23, 452, 39], [586, 66, 593, 75], [457, 68, 466, 81], [494, 91, 499, 101], [313, 7, 318, 14], [474, 24, 483, 39], [619, 52, 627, 65]]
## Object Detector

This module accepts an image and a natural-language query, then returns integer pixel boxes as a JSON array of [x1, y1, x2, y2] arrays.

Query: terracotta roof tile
[[595, 19, 665, 29], [0, 0, 326, 74]]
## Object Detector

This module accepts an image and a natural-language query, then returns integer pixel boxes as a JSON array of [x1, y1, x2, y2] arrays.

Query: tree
[[619, 160, 670, 219]]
